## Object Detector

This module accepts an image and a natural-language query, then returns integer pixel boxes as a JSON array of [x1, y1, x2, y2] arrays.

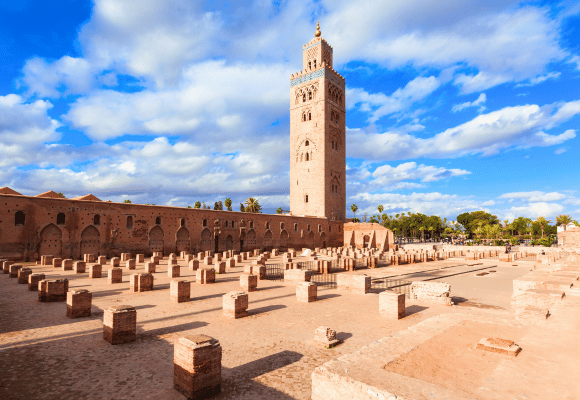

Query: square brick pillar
[[130, 273, 154, 292], [66, 289, 92, 318], [136, 254, 144, 263], [52, 258, 62, 268], [168, 258, 178, 266], [9, 264, 22, 278], [74, 261, 86, 273], [379, 290, 405, 319], [253, 265, 266, 280], [203, 256, 213, 266], [110, 257, 120, 267], [41, 255, 54, 265], [215, 261, 225, 274], [84, 254, 95, 263], [28, 273, 45, 291], [62, 259, 73, 271], [197, 252, 204, 260], [97, 255, 107, 265], [153, 251, 163, 258], [337, 274, 371, 294], [168, 265, 180, 278], [126, 259, 136, 270], [189, 260, 199, 271], [226, 258, 235, 269], [170, 280, 191, 303], [173, 335, 222, 399], [240, 274, 257, 292], [296, 282, 317, 302], [145, 262, 156, 273], [103, 305, 137, 345], [18, 268, 32, 284], [89, 264, 102, 278], [108, 268, 123, 284], [196, 268, 215, 284], [223, 292, 248, 319], [38, 279, 69, 302], [151, 256, 160, 265], [214, 253, 222, 262], [284, 269, 312, 284]]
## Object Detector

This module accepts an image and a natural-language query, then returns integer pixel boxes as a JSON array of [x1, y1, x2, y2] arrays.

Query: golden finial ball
[[315, 21, 321, 37]]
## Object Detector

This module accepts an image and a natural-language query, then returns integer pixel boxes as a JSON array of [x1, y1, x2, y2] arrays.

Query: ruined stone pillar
[[103, 305, 136, 344], [136, 254, 144, 263], [41, 255, 53, 265], [97, 255, 107, 265], [66, 289, 92, 318], [196, 268, 215, 284], [173, 335, 222, 399], [130, 273, 154, 292], [74, 261, 86, 273], [337, 274, 371, 295], [222, 292, 248, 319], [188, 259, 199, 271], [170, 280, 191, 303], [38, 279, 69, 302], [52, 258, 62, 268], [126, 259, 136, 270], [145, 262, 156, 274], [108, 268, 122, 284], [9, 264, 22, 278], [379, 290, 405, 320], [61, 259, 73, 271], [203, 256, 213, 266], [296, 282, 317, 302], [215, 261, 226, 274], [89, 264, 102, 278], [240, 274, 257, 292], [17, 268, 32, 284], [28, 273, 45, 291], [168, 265, 180, 278], [110, 257, 120, 267]]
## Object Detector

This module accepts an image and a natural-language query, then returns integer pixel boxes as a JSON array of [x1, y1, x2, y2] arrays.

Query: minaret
[[289, 22, 346, 221]]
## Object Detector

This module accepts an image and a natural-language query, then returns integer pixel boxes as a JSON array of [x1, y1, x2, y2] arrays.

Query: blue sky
[[1, 0, 579, 222]]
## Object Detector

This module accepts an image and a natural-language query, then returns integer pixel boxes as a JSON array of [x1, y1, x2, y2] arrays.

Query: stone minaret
[[289, 22, 346, 221]]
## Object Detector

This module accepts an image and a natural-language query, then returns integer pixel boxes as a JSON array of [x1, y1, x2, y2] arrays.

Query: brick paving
[[0, 255, 519, 399]]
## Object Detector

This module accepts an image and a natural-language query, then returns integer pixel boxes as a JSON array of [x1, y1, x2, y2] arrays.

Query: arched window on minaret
[[308, 61, 312, 69], [303, 93, 306, 102], [308, 112, 312, 120], [306, 153, 309, 161], [308, 90, 313, 100], [313, 59, 317, 68]]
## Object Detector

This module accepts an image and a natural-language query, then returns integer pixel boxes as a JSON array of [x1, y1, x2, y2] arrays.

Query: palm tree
[[351, 204, 358, 219], [536, 216, 550, 238], [419, 226, 425, 242], [556, 214, 573, 227], [244, 198, 262, 213], [224, 198, 232, 211], [378, 205, 384, 214]]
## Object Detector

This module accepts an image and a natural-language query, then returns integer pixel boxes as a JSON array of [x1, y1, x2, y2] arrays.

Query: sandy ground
[[0, 255, 542, 399]]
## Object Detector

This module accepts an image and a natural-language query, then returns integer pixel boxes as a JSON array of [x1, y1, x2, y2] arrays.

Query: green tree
[[377, 205, 384, 214], [536, 216, 551, 238], [187, 205, 192, 208], [276, 207, 283, 214], [240, 203, 245, 212], [244, 198, 262, 213], [351, 204, 358, 219], [194, 201, 201, 209], [224, 198, 232, 211], [556, 214, 573, 226], [124, 199, 131, 203], [214, 201, 223, 211]]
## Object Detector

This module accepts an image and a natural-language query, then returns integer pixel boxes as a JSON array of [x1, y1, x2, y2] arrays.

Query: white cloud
[[452, 93, 486, 112], [347, 100, 580, 161], [555, 148, 567, 154], [498, 191, 567, 202], [516, 72, 561, 87], [371, 162, 471, 186], [481, 200, 496, 206], [503, 202, 564, 221]]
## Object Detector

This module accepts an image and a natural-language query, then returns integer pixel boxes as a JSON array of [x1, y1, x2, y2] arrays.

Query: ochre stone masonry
[[170, 280, 191, 303], [38, 279, 68, 302], [103, 305, 137, 345], [173, 335, 222, 399], [66, 289, 92, 318], [17, 267, 32, 284]]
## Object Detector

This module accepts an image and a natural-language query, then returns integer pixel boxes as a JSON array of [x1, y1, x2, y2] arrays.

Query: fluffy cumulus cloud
[[347, 100, 579, 161]]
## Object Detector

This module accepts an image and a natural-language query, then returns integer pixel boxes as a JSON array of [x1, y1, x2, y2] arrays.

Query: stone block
[[132, 273, 154, 292], [110, 257, 120, 267], [226, 258, 235, 269], [223, 291, 248, 319], [61, 259, 73, 271], [72, 261, 86, 273], [28, 273, 45, 291], [121, 253, 131, 262], [253, 265, 266, 280], [173, 335, 222, 399], [240, 274, 257, 292], [337, 274, 371, 294], [66, 289, 92, 318], [215, 261, 226, 274], [168, 265, 181, 278], [153, 251, 163, 258], [170, 280, 191, 303], [41, 255, 53, 265], [97, 255, 107, 265], [184, 254, 193, 262], [136, 254, 144, 263], [253, 249, 260, 256], [203, 256, 213, 266], [313, 326, 340, 348], [476, 338, 522, 357], [169, 253, 177, 260], [151, 256, 160, 265], [126, 259, 136, 270], [38, 279, 69, 302], [189, 259, 199, 271], [89, 264, 102, 278], [17, 267, 32, 284], [379, 290, 405, 319], [296, 282, 317, 302], [284, 269, 312, 284], [410, 281, 453, 305], [9, 263, 22, 278], [108, 268, 123, 284], [168, 258, 178, 266], [52, 258, 62, 268], [103, 305, 136, 345], [197, 268, 215, 284], [145, 262, 156, 273]]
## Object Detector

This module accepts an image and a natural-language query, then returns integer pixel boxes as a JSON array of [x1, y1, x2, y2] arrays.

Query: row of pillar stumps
[[0, 245, 430, 399]]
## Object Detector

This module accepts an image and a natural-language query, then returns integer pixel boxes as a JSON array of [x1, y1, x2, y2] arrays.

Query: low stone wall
[[409, 281, 453, 305]]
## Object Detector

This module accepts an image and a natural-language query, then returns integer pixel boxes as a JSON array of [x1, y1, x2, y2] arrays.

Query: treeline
[[350, 204, 579, 246]]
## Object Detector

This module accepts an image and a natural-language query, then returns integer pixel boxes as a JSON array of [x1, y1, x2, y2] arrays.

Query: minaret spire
[[315, 21, 321, 38]]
